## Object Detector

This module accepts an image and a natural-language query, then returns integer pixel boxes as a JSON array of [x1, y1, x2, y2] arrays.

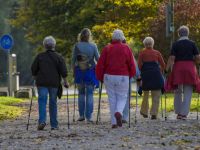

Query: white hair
[[112, 29, 125, 41], [178, 25, 189, 37], [143, 37, 154, 48], [43, 36, 56, 50]]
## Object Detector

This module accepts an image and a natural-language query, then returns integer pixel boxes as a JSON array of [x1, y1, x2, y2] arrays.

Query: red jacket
[[138, 48, 165, 71], [96, 41, 136, 81]]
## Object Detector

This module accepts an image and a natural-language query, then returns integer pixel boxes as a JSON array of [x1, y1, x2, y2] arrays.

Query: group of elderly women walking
[[32, 25, 200, 130]]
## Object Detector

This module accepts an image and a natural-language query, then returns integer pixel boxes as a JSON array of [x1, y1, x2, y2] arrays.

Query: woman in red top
[[96, 29, 136, 128], [138, 37, 165, 119]]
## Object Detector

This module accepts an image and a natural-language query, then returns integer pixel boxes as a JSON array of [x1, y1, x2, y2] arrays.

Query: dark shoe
[[151, 115, 157, 120], [37, 123, 46, 130], [112, 124, 118, 129], [122, 120, 128, 124], [177, 114, 182, 120], [51, 127, 59, 130], [77, 117, 85, 121], [115, 112, 122, 127], [140, 111, 148, 118], [181, 115, 187, 120], [138, 86, 143, 96]]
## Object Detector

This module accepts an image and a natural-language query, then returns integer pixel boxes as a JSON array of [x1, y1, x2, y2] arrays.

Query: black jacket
[[31, 50, 67, 88], [141, 62, 164, 90]]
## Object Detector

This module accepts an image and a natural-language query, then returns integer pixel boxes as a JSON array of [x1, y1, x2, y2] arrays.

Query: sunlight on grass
[[0, 97, 25, 120], [130, 93, 200, 112]]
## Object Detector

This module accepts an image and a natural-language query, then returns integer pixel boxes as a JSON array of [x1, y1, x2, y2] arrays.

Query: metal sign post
[[0, 34, 14, 96]]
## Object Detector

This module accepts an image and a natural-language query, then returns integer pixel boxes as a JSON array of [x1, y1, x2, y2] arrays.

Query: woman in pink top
[[96, 29, 136, 128]]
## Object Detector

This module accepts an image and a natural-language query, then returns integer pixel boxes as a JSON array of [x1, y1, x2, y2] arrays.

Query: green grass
[[130, 93, 200, 112], [0, 97, 25, 120], [64, 92, 200, 112]]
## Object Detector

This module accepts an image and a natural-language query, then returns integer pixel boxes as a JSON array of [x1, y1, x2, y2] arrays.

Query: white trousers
[[174, 84, 193, 116], [104, 74, 129, 125]]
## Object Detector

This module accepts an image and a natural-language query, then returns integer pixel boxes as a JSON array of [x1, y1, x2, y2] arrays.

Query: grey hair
[[43, 36, 56, 50], [112, 29, 125, 41], [178, 25, 189, 37], [143, 37, 154, 48]]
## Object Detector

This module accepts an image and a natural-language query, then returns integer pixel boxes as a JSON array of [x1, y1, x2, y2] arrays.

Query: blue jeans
[[37, 87, 58, 128], [78, 84, 94, 120]]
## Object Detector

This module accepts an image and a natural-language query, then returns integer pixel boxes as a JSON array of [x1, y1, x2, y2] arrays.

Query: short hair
[[178, 25, 189, 37], [43, 36, 56, 50], [112, 29, 125, 41], [143, 37, 154, 48], [79, 28, 92, 42]]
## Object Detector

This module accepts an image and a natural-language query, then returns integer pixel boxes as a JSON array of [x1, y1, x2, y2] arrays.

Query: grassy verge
[[130, 93, 200, 112], [66, 92, 200, 112], [0, 97, 25, 120]]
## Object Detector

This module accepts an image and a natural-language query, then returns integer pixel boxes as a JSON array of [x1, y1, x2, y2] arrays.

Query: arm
[[128, 48, 136, 78], [193, 42, 200, 64], [195, 54, 200, 64], [59, 56, 69, 88], [137, 52, 143, 70], [71, 45, 77, 77], [158, 52, 166, 72], [166, 42, 176, 72], [31, 55, 39, 77], [59, 56, 68, 78], [95, 47, 107, 82], [166, 56, 175, 72], [71, 45, 77, 69], [133, 58, 141, 78], [94, 44, 100, 62]]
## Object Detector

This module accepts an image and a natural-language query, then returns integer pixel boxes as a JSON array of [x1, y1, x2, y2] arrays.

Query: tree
[[92, 0, 163, 54], [11, 0, 164, 58], [149, 0, 200, 60], [0, 0, 34, 85]]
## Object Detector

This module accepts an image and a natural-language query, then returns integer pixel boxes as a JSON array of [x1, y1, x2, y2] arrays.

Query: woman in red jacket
[[96, 29, 136, 128]]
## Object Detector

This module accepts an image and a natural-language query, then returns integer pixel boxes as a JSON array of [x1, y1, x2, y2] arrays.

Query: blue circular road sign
[[0, 34, 14, 51]]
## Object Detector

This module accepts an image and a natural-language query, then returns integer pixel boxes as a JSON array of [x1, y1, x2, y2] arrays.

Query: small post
[[8, 50, 13, 96]]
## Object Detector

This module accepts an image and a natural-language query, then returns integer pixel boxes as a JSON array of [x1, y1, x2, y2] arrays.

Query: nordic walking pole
[[197, 65, 199, 120], [161, 95, 163, 118], [197, 93, 199, 120], [66, 87, 70, 129], [163, 72, 167, 121], [128, 79, 131, 128], [164, 92, 167, 121], [73, 84, 76, 122], [135, 79, 138, 125], [26, 82, 35, 131], [96, 82, 103, 124]]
